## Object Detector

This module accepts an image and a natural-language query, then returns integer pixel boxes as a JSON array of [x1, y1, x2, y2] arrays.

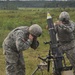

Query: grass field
[[0, 8, 75, 75]]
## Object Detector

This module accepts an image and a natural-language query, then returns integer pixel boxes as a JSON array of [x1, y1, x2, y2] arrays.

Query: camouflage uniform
[[55, 20, 75, 75], [2, 26, 40, 75]]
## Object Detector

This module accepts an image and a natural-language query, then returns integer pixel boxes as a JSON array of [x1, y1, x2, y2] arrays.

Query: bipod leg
[[31, 65, 40, 75]]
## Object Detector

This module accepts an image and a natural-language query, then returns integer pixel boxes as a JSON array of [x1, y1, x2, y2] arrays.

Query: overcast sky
[[0, 0, 70, 1]]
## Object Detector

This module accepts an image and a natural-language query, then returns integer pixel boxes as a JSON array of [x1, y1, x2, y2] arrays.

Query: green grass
[[0, 48, 71, 75], [0, 48, 5, 75], [0, 8, 75, 75]]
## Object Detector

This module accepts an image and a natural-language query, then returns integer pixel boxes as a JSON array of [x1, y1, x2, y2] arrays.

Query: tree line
[[0, 1, 75, 9]]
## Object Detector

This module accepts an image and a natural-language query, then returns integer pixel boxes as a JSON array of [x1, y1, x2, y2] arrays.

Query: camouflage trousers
[[4, 50, 25, 75], [65, 47, 75, 75], [59, 41, 75, 75]]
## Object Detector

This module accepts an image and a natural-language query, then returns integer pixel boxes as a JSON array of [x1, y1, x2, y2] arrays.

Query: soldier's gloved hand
[[30, 39, 39, 50]]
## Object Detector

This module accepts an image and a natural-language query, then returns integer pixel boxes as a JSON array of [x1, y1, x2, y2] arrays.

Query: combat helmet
[[59, 11, 70, 23], [29, 24, 42, 37]]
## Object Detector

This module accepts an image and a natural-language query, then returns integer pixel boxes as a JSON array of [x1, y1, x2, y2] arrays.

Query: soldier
[[2, 24, 42, 75], [54, 11, 75, 75]]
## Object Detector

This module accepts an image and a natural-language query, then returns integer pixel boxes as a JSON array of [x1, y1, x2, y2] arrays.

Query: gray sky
[[0, 0, 71, 1]]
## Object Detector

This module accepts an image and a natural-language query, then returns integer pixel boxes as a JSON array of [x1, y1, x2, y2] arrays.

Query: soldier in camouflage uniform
[[2, 24, 42, 75], [54, 11, 75, 75]]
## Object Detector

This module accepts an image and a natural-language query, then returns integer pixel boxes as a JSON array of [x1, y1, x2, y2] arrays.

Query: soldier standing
[[54, 11, 75, 75], [2, 24, 42, 75]]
